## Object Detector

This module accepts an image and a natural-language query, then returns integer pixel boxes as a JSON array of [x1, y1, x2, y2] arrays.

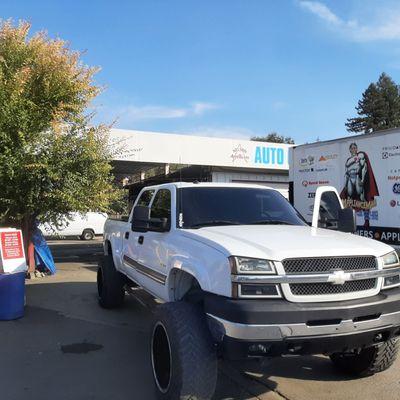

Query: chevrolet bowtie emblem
[[328, 270, 350, 285]]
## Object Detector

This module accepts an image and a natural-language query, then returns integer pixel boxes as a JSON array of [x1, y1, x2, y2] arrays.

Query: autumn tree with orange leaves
[[0, 21, 121, 238]]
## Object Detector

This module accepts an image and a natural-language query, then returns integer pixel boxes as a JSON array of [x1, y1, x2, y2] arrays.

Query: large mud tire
[[151, 301, 217, 400], [330, 338, 400, 376], [97, 254, 125, 309]]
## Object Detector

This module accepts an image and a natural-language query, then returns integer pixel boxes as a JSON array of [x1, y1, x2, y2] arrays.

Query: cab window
[[137, 190, 155, 207], [151, 190, 171, 221]]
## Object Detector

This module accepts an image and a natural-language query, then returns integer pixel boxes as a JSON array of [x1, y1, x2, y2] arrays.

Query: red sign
[[1, 231, 24, 260]]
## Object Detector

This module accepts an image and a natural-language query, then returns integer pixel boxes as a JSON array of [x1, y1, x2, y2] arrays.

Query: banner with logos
[[292, 131, 400, 245]]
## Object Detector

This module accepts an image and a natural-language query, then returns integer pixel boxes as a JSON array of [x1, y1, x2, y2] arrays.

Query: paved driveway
[[1, 239, 399, 400]]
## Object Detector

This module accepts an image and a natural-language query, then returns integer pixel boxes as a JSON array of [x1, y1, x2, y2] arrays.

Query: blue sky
[[2, 0, 400, 143]]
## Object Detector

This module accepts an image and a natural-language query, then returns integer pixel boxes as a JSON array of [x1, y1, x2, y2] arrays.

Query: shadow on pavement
[[5, 264, 358, 400], [236, 356, 353, 383]]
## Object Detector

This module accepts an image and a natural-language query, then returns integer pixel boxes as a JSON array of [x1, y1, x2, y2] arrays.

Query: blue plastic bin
[[0, 272, 25, 320]]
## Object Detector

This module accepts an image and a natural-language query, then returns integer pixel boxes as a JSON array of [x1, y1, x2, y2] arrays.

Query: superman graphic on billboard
[[340, 142, 379, 227]]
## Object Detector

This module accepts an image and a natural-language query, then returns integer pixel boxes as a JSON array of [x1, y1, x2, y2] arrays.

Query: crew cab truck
[[99, 182, 400, 400]]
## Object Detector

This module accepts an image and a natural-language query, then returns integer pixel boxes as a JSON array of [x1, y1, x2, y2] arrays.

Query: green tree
[[251, 132, 295, 144], [0, 21, 121, 236], [346, 73, 400, 133]]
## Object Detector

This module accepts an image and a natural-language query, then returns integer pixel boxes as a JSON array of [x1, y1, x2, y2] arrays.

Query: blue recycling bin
[[0, 272, 25, 320]]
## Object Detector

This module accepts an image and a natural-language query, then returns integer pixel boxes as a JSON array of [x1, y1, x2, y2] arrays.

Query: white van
[[40, 212, 108, 240]]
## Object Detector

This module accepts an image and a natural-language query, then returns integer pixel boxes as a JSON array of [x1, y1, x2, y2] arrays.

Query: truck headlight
[[381, 251, 400, 289], [381, 251, 399, 268], [229, 256, 276, 274]]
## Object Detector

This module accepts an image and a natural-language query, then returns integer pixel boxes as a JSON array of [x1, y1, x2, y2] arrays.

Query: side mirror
[[338, 208, 356, 233], [131, 206, 150, 232], [131, 206, 170, 233], [149, 217, 170, 232], [312, 186, 343, 229], [312, 186, 357, 233]]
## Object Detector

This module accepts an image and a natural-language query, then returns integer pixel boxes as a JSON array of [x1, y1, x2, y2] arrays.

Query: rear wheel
[[330, 338, 400, 376], [81, 229, 95, 240], [151, 302, 217, 400], [97, 254, 125, 308]]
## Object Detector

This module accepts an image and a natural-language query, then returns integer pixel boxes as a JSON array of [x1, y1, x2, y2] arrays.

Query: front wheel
[[81, 229, 95, 240], [151, 302, 217, 400], [330, 338, 400, 376]]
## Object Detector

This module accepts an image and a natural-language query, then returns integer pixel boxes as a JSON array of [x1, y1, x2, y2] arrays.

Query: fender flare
[[167, 261, 211, 294]]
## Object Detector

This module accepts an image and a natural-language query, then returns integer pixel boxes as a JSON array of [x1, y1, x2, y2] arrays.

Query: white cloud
[[192, 102, 220, 115], [299, 1, 341, 25], [116, 101, 219, 122], [122, 105, 186, 120], [180, 126, 255, 140], [298, 1, 400, 42]]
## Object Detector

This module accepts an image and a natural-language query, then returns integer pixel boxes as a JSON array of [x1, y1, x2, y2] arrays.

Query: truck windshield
[[177, 187, 307, 229]]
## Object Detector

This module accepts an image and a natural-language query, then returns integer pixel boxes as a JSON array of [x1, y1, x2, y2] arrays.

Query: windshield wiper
[[189, 220, 241, 229], [247, 220, 294, 225]]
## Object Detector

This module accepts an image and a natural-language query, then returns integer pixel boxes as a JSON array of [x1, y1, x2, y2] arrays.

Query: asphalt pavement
[[1, 239, 400, 400]]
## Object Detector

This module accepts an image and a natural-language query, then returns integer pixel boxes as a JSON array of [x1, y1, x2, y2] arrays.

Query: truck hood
[[180, 225, 394, 261]]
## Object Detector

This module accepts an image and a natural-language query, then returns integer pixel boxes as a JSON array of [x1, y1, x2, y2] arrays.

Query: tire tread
[[154, 302, 217, 400], [97, 254, 125, 309], [330, 338, 400, 376]]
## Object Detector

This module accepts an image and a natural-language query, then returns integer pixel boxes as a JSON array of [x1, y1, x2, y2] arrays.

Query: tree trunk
[[21, 215, 36, 273]]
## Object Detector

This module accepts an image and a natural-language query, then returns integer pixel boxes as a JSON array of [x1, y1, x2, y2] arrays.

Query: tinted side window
[[151, 190, 171, 220], [137, 190, 155, 206]]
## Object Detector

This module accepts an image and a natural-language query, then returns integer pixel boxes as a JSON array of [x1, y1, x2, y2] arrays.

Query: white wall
[[212, 171, 289, 198]]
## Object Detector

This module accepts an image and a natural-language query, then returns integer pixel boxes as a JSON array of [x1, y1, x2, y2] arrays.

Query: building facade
[[109, 129, 292, 204]]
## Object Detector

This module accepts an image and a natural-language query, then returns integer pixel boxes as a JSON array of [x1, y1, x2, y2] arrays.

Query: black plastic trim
[[123, 255, 166, 285], [204, 287, 400, 325]]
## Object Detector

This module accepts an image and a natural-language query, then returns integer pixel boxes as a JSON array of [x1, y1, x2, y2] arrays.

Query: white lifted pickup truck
[[100, 182, 400, 400]]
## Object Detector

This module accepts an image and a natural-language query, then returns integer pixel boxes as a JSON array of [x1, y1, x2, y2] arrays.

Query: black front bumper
[[221, 326, 400, 359], [204, 287, 400, 359]]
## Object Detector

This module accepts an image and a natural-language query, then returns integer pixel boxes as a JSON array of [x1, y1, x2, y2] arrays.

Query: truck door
[[312, 186, 356, 233], [135, 188, 172, 298], [121, 189, 155, 282]]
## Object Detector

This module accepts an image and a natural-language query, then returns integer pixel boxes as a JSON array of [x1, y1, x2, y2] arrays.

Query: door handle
[[124, 232, 129, 239], [138, 235, 144, 245]]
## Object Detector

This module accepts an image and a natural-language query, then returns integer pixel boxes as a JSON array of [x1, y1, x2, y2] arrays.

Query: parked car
[[40, 212, 108, 240], [100, 182, 400, 400]]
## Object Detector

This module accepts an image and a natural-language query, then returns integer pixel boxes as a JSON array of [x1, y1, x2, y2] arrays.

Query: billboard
[[292, 131, 400, 245], [110, 129, 291, 171]]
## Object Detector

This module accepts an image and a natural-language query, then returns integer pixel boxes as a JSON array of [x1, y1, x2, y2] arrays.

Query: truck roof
[[141, 182, 274, 190]]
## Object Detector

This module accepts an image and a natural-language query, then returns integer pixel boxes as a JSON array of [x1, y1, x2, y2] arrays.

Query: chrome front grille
[[282, 256, 378, 275], [282, 256, 379, 300], [290, 279, 377, 296]]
